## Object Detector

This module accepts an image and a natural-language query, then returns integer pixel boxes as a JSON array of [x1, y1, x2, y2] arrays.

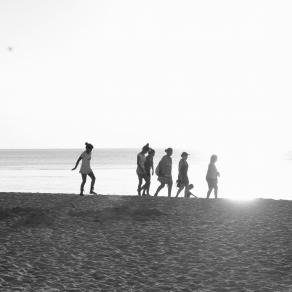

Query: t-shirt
[[159, 155, 172, 177], [206, 163, 218, 179], [178, 159, 188, 179], [79, 151, 92, 174]]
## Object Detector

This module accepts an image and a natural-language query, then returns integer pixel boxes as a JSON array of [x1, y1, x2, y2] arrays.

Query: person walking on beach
[[72, 142, 97, 196], [142, 148, 155, 196], [154, 148, 173, 197], [176, 152, 190, 198], [206, 154, 220, 199], [136, 143, 150, 196]]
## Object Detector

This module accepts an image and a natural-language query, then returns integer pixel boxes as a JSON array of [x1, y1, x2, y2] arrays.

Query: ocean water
[[0, 149, 291, 200]]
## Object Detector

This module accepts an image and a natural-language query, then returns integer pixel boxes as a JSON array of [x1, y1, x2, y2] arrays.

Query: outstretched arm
[[72, 156, 82, 171]]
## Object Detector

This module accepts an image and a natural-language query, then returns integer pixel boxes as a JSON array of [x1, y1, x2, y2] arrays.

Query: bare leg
[[146, 178, 151, 195], [147, 180, 150, 195], [176, 186, 184, 198], [137, 175, 143, 196], [154, 183, 165, 197], [80, 174, 87, 196], [207, 187, 213, 199], [141, 176, 150, 196], [184, 184, 189, 198], [88, 172, 97, 194], [167, 182, 173, 198], [214, 186, 218, 199]]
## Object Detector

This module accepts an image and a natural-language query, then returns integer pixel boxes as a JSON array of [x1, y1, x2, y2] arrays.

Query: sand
[[0, 193, 292, 291]]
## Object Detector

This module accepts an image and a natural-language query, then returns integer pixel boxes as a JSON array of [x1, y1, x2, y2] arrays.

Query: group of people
[[71, 142, 220, 198], [136, 143, 220, 199]]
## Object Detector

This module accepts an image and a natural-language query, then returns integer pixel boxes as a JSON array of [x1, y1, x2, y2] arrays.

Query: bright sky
[[1, 0, 292, 156]]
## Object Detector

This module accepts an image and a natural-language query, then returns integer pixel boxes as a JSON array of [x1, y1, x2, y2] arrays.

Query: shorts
[[177, 176, 189, 188], [206, 178, 218, 189], [80, 168, 93, 175], [158, 176, 173, 185]]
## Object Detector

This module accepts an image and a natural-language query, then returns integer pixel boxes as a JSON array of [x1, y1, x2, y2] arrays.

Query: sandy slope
[[0, 193, 292, 291]]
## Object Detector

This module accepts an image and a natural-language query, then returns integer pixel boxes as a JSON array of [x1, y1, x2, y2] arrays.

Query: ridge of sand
[[0, 193, 292, 291]]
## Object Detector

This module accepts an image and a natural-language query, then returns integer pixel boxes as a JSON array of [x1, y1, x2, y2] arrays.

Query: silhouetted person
[[186, 184, 197, 198], [142, 149, 155, 196], [206, 154, 220, 199], [136, 143, 150, 196], [154, 148, 173, 197], [72, 142, 97, 196], [176, 152, 190, 198]]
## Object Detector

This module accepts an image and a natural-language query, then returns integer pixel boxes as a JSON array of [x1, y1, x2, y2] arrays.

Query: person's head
[[210, 154, 217, 163], [181, 152, 189, 160], [188, 184, 194, 190], [142, 143, 150, 154], [148, 148, 155, 157], [85, 142, 94, 153], [165, 147, 173, 156]]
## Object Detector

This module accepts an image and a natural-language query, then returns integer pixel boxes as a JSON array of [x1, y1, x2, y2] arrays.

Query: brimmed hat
[[165, 147, 173, 153], [181, 152, 189, 157]]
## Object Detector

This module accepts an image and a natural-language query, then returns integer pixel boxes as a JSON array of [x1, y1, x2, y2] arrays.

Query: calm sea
[[0, 149, 291, 200]]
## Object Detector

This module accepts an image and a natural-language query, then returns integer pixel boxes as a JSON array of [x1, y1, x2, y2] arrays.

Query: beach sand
[[0, 193, 291, 291]]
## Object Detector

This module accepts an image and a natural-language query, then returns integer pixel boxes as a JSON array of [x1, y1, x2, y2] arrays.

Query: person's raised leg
[[88, 172, 97, 194], [154, 183, 165, 197], [80, 174, 87, 196]]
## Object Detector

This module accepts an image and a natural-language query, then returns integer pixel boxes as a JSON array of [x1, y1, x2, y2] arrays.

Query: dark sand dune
[[0, 193, 292, 291]]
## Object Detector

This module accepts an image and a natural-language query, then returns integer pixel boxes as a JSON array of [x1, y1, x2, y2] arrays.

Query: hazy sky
[[1, 0, 292, 155]]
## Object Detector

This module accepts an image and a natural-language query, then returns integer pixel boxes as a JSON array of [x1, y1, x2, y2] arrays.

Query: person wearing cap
[[141, 148, 155, 196], [206, 154, 220, 199], [72, 142, 97, 196], [136, 143, 150, 196], [154, 148, 173, 197], [176, 152, 190, 198]]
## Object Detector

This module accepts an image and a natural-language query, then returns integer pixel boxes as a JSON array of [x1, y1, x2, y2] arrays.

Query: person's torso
[[179, 159, 188, 177], [137, 152, 146, 171], [206, 163, 217, 179], [144, 156, 153, 172], [160, 155, 172, 176], [81, 151, 91, 169]]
